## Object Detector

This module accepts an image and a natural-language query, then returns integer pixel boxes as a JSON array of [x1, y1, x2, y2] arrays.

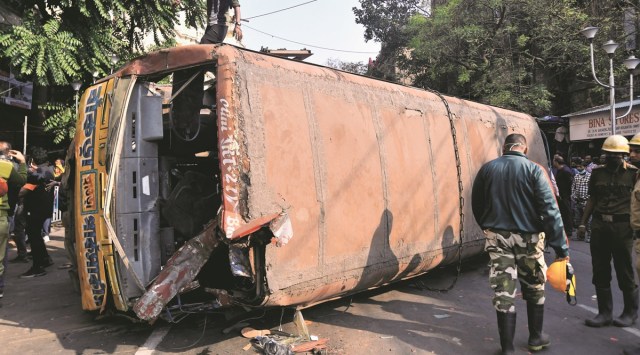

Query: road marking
[[135, 325, 172, 355], [578, 303, 599, 314], [578, 303, 640, 338]]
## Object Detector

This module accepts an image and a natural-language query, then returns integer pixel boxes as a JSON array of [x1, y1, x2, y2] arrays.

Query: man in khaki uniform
[[625, 133, 640, 355], [629, 132, 640, 295], [579, 135, 638, 328]]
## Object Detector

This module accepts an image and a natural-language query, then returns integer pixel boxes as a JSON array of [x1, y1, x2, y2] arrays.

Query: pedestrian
[[628, 133, 640, 354], [171, 0, 242, 138], [599, 153, 607, 166], [201, 0, 242, 44], [0, 141, 27, 298], [570, 157, 580, 175], [46, 144, 79, 292], [20, 149, 55, 278], [553, 156, 574, 236], [571, 158, 591, 242], [578, 135, 639, 328], [472, 133, 569, 354], [585, 155, 598, 173], [8, 185, 29, 263], [39, 158, 62, 243]]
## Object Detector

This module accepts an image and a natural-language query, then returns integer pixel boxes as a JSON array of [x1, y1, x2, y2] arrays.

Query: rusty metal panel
[[254, 85, 320, 272], [108, 44, 219, 80], [314, 95, 385, 264], [379, 105, 438, 265], [213, 46, 547, 307]]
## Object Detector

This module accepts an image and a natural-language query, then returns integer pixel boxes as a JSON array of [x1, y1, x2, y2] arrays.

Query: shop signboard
[[0, 71, 32, 110], [569, 109, 640, 141]]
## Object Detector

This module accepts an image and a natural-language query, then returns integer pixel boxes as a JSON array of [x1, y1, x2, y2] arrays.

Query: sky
[[238, 0, 381, 66]]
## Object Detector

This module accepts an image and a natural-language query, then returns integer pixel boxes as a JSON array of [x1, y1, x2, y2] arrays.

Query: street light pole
[[71, 80, 82, 118], [110, 53, 119, 74], [609, 47, 617, 133], [580, 26, 640, 135]]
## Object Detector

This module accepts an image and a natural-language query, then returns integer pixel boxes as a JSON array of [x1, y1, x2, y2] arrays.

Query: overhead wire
[[243, 24, 379, 54], [244, 0, 318, 20], [242, 1, 379, 55]]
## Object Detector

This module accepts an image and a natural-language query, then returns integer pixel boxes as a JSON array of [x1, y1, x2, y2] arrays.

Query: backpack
[[0, 178, 6, 198]]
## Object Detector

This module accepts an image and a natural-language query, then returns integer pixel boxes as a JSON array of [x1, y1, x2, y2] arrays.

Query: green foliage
[[0, 0, 206, 143], [353, 0, 422, 67], [41, 101, 77, 144], [326, 58, 369, 75], [0, 16, 82, 86], [354, 0, 634, 116]]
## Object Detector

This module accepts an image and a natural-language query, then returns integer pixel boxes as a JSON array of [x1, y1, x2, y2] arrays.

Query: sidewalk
[[4, 225, 75, 294]]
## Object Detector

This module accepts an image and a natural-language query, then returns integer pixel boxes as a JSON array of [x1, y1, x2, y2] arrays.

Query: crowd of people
[[550, 153, 600, 243], [0, 141, 73, 299]]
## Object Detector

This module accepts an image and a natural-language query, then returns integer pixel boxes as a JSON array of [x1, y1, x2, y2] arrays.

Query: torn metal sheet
[[133, 222, 220, 321], [270, 213, 293, 247]]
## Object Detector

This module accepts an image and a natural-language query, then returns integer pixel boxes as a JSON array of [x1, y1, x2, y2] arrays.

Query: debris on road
[[433, 314, 451, 319], [291, 338, 328, 353], [241, 327, 296, 338], [251, 336, 295, 355]]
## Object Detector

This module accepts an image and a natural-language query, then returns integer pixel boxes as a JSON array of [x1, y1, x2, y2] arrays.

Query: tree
[[353, 0, 422, 80], [326, 58, 369, 75], [0, 0, 205, 143], [354, 0, 633, 116]]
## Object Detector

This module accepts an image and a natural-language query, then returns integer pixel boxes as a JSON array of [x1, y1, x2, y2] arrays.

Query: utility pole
[[23, 115, 27, 155]]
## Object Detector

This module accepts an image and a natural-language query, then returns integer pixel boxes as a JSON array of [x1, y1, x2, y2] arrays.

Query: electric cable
[[245, 0, 318, 20], [171, 314, 208, 350], [243, 24, 379, 54]]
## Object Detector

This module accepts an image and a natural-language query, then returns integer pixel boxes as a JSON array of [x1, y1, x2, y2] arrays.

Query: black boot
[[497, 311, 516, 355], [614, 288, 639, 327], [527, 303, 550, 351], [585, 287, 613, 327]]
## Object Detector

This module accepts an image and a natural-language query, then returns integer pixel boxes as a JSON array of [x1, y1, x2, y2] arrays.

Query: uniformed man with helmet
[[579, 134, 639, 328], [625, 132, 640, 355], [628, 133, 640, 169]]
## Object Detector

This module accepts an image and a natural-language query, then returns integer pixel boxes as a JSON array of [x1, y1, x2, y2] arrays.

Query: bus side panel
[[378, 103, 439, 275], [210, 46, 546, 308]]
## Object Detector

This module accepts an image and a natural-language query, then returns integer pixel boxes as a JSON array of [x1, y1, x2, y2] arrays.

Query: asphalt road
[[1, 227, 639, 354]]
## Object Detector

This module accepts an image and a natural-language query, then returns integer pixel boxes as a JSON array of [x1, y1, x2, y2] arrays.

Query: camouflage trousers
[[484, 230, 547, 313]]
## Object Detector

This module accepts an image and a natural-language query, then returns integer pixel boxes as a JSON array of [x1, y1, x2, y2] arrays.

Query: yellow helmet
[[630, 132, 640, 147], [547, 259, 576, 304], [602, 134, 630, 153]]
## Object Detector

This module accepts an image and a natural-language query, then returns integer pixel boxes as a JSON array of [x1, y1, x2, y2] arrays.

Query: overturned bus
[[72, 44, 548, 322]]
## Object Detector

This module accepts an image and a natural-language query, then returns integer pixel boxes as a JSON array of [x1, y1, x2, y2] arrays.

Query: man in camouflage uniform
[[580, 135, 639, 328], [472, 134, 569, 354]]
